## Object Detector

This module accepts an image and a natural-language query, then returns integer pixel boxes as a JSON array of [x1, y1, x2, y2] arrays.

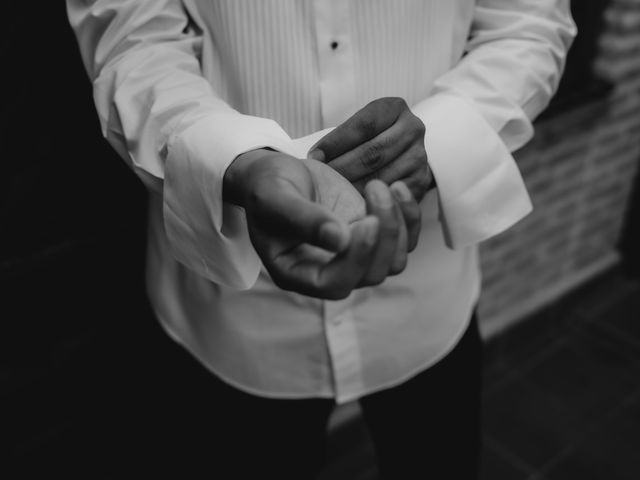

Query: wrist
[[223, 148, 275, 206]]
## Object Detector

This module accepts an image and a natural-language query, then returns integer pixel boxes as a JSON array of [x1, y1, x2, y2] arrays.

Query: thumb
[[251, 185, 350, 252]]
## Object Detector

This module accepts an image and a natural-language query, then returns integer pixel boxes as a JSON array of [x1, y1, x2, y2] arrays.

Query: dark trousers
[[102, 311, 482, 479]]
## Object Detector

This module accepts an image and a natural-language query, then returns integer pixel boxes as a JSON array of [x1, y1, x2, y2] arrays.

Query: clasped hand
[[223, 97, 431, 300], [309, 97, 433, 202]]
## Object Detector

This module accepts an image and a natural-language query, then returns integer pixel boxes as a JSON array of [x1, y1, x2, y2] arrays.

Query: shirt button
[[332, 314, 343, 326], [330, 41, 339, 51]]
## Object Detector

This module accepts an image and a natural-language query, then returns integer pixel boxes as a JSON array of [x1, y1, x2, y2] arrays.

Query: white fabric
[[68, 0, 575, 404]]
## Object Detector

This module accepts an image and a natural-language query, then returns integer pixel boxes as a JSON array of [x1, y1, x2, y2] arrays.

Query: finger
[[271, 216, 380, 299], [351, 144, 426, 194], [359, 180, 401, 286], [250, 180, 350, 253], [353, 149, 433, 202], [391, 181, 422, 252], [326, 118, 418, 183], [316, 216, 380, 298], [399, 167, 434, 204], [307, 98, 406, 162], [389, 199, 408, 275]]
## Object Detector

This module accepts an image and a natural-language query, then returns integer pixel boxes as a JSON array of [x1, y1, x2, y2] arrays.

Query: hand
[[223, 149, 417, 299], [308, 97, 434, 203], [304, 157, 420, 263]]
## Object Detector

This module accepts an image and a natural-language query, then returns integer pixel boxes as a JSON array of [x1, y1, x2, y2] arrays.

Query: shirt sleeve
[[411, 0, 576, 248], [67, 0, 292, 289]]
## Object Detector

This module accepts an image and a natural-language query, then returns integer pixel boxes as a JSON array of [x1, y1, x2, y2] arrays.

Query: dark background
[[2, 3, 149, 477]]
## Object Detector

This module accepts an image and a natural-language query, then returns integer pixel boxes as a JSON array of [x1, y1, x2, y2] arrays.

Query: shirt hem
[[149, 299, 477, 404], [336, 304, 475, 404], [152, 310, 337, 400]]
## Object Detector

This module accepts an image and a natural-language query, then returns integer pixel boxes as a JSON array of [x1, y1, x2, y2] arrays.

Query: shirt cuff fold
[[412, 93, 533, 249], [163, 112, 293, 289]]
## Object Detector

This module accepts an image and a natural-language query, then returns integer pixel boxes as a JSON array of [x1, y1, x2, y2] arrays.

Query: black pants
[[102, 311, 482, 479]]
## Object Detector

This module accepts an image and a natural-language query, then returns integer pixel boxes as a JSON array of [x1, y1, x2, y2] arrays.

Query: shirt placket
[[312, 0, 357, 127], [323, 296, 365, 404], [313, 1, 363, 403]]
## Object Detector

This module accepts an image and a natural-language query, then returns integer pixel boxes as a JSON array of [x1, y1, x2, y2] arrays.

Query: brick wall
[[478, 0, 640, 337]]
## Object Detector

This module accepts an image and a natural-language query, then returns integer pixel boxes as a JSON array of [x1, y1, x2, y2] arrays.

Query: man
[[67, 1, 575, 478]]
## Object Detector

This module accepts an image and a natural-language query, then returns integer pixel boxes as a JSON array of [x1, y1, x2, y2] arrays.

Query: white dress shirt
[[68, 0, 575, 403]]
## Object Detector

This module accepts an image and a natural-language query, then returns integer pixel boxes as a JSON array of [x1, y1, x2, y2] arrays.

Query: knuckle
[[389, 97, 407, 110], [361, 142, 386, 170], [381, 133, 396, 150], [356, 116, 378, 139]]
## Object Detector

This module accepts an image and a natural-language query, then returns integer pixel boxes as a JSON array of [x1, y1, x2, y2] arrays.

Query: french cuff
[[164, 112, 293, 289], [412, 93, 533, 249]]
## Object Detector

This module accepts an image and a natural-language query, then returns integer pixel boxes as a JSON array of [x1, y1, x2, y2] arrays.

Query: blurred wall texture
[[478, 0, 640, 336]]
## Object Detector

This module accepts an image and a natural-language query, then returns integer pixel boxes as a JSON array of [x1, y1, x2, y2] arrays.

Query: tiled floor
[[321, 268, 640, 479]]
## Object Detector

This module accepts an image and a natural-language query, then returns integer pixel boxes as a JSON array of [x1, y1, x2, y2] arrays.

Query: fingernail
[[391, 182, 412, 202], [319, 222, 346, 251], [367, 180, 393, 208], [307, 149, 325, 162]]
